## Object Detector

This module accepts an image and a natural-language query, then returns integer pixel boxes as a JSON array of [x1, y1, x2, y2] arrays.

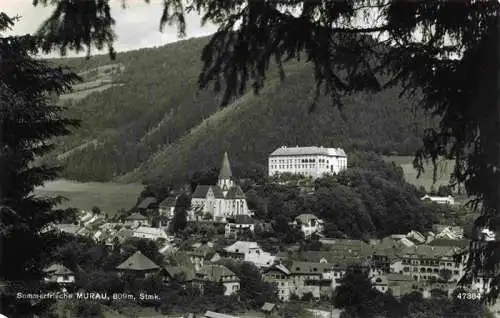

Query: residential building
[[163, 265, 196, 287], [224, 215, 255, 239], [268, 146, 347, 179], [245, 250, 276, 269], [294, 214, 324, 238], [433, 225, 465, 240], [132, 226, 169, 241], [399, 245, 465, 283], [43, 263, 75, 285], [263, 263, 292, 301], [406, 231, 426, 245], [421, 195, 456, 205], [116, 250, 160, 278], [190, 152, 251, 223], [137, 197, 158, 214], [287, 261, 333, 299], [196, 264, 240, 296], [188, 244, 220, 271], [221, 241, 265, 260], [125, 212, 150, 227], [261, 302, 278, 317], [158, 196, 178, 219], [385, 273, 417, 298]]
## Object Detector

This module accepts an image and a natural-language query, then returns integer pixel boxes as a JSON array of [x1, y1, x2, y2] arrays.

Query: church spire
[[218, 151, 234, 195], [218, 151, 233, 181]]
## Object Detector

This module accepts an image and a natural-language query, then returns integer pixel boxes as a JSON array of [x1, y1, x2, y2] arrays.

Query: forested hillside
[[45, 36, 435, 183]]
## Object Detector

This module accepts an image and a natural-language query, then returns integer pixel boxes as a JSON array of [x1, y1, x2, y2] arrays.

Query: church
[[189, 152, 251, 223]]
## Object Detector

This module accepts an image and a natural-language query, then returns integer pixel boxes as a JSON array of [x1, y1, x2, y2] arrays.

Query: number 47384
[[456, 292, 482, 300]]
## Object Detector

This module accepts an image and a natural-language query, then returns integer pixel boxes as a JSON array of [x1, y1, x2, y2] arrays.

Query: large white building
[[268, 146, 347, 179]]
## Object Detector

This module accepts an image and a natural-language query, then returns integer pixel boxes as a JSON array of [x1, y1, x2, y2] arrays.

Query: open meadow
[[34, 179, 144, 215], [384, 155, 455, 191]]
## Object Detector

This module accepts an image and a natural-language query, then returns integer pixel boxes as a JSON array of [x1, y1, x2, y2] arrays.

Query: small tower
[[218, 152, 234, 197]]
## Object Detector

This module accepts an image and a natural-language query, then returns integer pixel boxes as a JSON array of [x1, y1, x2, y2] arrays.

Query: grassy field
[[384, 155, 455, 191], [34, 179, 144, 215]]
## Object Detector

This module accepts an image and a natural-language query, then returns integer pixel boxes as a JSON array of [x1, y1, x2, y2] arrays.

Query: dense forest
[[44, 36, 435, 184]]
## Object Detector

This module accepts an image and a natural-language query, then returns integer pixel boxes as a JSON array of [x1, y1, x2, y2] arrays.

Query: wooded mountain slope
[[46, 36, 433, 183]]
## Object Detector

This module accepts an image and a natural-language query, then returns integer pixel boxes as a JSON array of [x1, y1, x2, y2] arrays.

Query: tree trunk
[[476, 11, 500, 225]]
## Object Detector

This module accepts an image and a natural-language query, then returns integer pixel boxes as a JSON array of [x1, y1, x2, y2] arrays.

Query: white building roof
[[133, 227, 168, 239], [244, 252, 276, 268], [224, 241, 261, 254], [270, 146, 346, 157]]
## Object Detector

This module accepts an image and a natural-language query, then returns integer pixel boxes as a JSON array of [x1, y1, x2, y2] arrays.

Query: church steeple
[[218, 151, 234, 195]]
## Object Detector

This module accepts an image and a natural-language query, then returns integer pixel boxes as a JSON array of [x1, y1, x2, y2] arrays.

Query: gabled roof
[[295, 213, 320, 224], [264, 263, 292, 276], [159, 196, 178, 207], [192, 185, 224, 199], [224, 241, 260, 254], [126, 212, 148, 221], [289, 261, 333, 275], [43, 263, 74, 275], [225, 186, 246, 199], [218, 152, 233, 180], [133, 226, 168, 238], [262, 302, 276, 312], [164, 265, 196, 282], [116, 251, 159, 271], [198, 264, 239, 282], [429, 238, 470, 249], [190, 244, 217, 259], [137, 197, 158, 209], [401, 245, 462, 258]]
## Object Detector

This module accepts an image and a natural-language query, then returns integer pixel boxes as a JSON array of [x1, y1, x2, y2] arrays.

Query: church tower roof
[[218, 152, 233, 181]]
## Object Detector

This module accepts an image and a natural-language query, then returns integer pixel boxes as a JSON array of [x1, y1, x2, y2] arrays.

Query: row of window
[[271, 158, 333, 164], [402, 259, 456, 267], [403, 267, 459, 275]]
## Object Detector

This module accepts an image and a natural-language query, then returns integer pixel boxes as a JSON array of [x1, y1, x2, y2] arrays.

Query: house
[[190, 152, 251, 223], [43, 263, 75, 285], [221, 241, 265, 260], [224, 215, 255, 239], [115, 227, 134, 244], [294, 214, 324, 238], [371, 275, 389, 293], [196, 264, 240, 296], [188, 244, 220, 271], [287, 261, 333, 299], [268, 146, 347, 179], [261, 302, 278, 317], [125, 212, 150, 227], [53, 224, 82, 236], [137, 197, 158, 214], [421, 195, 456, 205], [262, 263, 292, 301], [158, 196, 178, 219], [132, 226, 169, 241], [406, 231, 426, 244], [398, 245, 465, 283], [428, 238, 470, 249], [245, 250, 276, 269], [434, 225, 464, 240], [116, 250, 160, 278], [163, 265, 196, 287], [385, 273, 416, 298]]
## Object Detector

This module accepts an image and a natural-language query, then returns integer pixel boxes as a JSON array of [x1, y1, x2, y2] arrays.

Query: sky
[[3, 0, 218, 57]]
